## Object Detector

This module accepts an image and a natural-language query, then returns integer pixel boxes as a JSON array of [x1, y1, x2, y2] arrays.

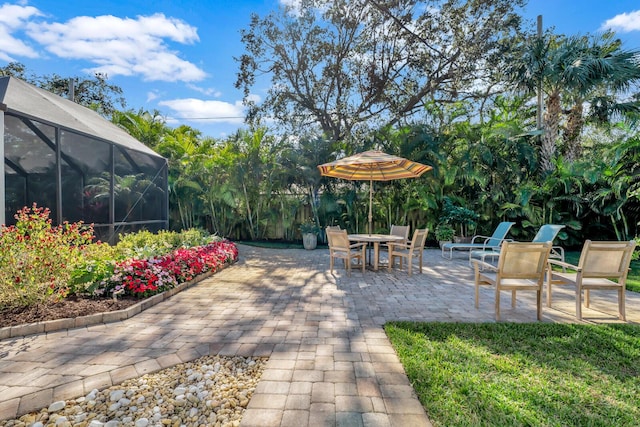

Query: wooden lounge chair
[[441, 221, 515, 259], [472, 241, 552, 321], [547, 240, 636, 320]]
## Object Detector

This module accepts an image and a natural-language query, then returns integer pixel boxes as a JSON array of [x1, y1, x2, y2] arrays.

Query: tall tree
[[236, 0, 524, 142], [507, 31, 640, 174]]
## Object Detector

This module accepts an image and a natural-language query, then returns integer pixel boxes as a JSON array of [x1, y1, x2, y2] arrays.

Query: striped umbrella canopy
[[318, 150, 432, 234]]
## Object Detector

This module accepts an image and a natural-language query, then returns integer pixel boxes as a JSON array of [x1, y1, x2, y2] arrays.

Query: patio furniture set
[[326, 225, 429, 276], [327, 219, 636, 323], [443, 221, 636, 322]]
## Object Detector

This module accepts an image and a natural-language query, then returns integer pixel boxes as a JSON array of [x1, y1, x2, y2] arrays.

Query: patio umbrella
[[317, 150, 432, 234]]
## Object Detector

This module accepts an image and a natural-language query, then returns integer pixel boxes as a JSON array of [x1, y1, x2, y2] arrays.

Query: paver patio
[[1, 245, 639, 426]]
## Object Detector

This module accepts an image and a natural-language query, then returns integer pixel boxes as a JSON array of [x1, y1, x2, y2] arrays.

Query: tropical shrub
[[0, 205, 238, 310], [0, 204, 95, 309], [69, 242, 119, 295], [114, 228, 215, 259]]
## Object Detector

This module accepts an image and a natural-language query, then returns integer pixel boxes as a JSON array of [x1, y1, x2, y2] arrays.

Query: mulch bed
[[0, 296, 143, 328]]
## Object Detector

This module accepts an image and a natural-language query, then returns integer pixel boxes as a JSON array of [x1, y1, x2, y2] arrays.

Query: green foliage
[[438, 197, 479, 237], [114, 229, 215, 259], [299, 218, 321, 235], [386, 322, 640, 427], [70, 259, 116, 295], [434, 223, 455, 241], [0, 204, 95, 310]]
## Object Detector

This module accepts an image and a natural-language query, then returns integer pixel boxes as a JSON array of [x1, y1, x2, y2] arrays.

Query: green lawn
[[385, 322, 640, 427]]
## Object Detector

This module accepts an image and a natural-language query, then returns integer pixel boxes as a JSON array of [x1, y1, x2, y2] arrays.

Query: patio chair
[[388, 228, 429, 276], [472, 241, 552, 321], [470, 224, 565, 268], [441, 221, 515, 259], [327, 229, 367, 276], [381, 224, 410, 256], [547, 240, 636, 321]]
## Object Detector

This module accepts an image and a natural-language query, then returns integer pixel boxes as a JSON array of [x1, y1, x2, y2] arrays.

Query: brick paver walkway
[[1, 245, 640, 426]]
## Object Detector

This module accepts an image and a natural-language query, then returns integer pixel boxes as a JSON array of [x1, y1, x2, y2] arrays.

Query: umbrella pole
[[368, 180, 373, 235]]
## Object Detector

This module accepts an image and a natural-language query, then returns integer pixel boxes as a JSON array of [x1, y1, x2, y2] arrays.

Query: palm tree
[[508, 31, 640, 174]]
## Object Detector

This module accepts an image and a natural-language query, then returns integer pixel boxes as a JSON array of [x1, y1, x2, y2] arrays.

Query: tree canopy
[[236, 0, 525, 142]]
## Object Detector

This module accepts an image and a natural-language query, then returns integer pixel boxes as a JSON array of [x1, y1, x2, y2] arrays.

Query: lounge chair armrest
[[470, 259, 497, 272], [548, 259, 580, 271], [471, 235, 492, 244], [480, 237, 512, 249], [550, 245, 565, 258]]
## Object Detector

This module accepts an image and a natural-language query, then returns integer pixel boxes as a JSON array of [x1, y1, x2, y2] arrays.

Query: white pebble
[[1, 356, 266, 427], [48, 401, 66, 412], [110, 390, 125, 402]]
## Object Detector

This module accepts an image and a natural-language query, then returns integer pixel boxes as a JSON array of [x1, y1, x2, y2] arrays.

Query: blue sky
[[1, 0, 639, 139]]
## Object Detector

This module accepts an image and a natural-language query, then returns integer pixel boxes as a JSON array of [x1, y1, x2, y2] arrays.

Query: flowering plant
[[94, 240, 239, 298], [0, 204, 94, 309], [0, 205, 239, 308]]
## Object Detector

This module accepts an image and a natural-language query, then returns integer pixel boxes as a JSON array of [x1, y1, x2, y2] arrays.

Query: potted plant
[[299, 218, 320, 250], [435, 223, 455, 248], [439, 197, 479, 243]]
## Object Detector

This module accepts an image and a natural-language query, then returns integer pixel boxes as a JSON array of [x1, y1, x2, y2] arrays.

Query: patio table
[[348, 233, 405, 271]]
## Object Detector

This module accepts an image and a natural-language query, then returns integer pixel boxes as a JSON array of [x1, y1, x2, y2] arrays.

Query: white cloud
[[601, 10, 640, 32], [158, 98, 246, 124], [279, 0, 303, 16], [186, 83, 222, 97], [246, 93, 261, 103], [0, 3, 41, 61], [146, 90, 160, 102], [24, 13, 206, 82]]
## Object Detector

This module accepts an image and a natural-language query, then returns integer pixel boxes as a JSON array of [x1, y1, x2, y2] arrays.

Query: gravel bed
[[1, 355, 267, 427]]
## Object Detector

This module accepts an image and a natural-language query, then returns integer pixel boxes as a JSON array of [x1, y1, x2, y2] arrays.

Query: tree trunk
[[563, 102, 584, 163], [541, 91, 561, 175]]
